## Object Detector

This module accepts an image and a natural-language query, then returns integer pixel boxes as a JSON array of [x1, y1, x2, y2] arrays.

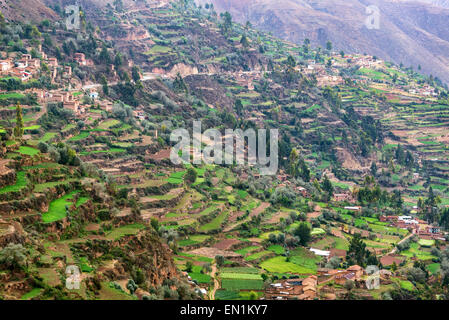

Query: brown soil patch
[[188, 247, 241, 259], [249, 202, 270, 218], [213, 239, 241, 250]]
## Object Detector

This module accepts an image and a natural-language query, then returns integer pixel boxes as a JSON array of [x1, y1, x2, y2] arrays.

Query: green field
[[18, 146, 40, 156], [0, 171, 28, 194], [199, 211, 229, 232], [41, 191, 79, 223], [221, 279, 263, 291]]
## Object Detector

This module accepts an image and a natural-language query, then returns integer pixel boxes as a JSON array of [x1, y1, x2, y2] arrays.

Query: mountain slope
[[196, 0, 449, 83]]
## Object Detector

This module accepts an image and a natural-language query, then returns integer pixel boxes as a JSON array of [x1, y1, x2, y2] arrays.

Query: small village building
[[333, 193, 353, 202], [89, 91, 99, 100], [344, 206, 361, 212], [74, 53, 87, 66], [47, 57, 58, 67], [0, 60, 12, 73]]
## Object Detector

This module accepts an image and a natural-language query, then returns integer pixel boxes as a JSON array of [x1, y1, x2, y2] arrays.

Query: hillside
[[0, 0, 449, 301], [196, 0, 449, 84]]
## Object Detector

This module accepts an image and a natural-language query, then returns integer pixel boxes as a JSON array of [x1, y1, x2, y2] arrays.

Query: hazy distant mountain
[[404, 0, 449, 8], [197, 0, 449, 83]]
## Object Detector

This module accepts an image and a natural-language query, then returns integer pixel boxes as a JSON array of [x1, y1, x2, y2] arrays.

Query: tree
[[294, 222, 311, 246], [220, 11, 232, 36], [321, 175, 334, 198], [99, 45, 111, 64], [150, 217, 160, 231], [234, 99, 243, 117], [131, 66, 141, 82], [240, 34, 250, 48], [215, 255, 225, 267], [100, 75, 109, 95], [346, 233, 378, 267], [14, 103, 24, 138], [184, 167, 197, 185], [127, 279, 138, 294], [0, 243, 28, 271], [173, 72, 188, 94], [185, 261, 193, 273], [370, 162, 378, 176], [114, 53, 123, 68], [326, 41, 332, 51]]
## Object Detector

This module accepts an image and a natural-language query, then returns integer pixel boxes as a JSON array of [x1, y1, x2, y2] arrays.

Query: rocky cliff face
[[197, 0, 449, 83]]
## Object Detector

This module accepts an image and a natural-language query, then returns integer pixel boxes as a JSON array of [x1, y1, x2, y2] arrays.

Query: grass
[[144, 45, 173, 55], [221, 267, 260, 274], [221, 273, 262, 280], [418, 239, 435, 247], [235, 246, 259, 255], [402, 242, 436, 260], [267, 245, 285, 254], [189, 272, 211, 284], [427, 263, 440, 275], [76, 197, 89, 207], [105, 223, 145, 240], [21, 288, 43, 300], [199, 211, 229, 232], [399, 280, 415, 291], [0, 171, 28, 194], [260, 256, 316, 274], [33, 179, 77, 192], [41, 191, 79, 223], [18, 146, 39, 156], [0, 92, 25, 100], [167, 170, 186, 184], [39, 132, 57, 143], [215, 290, 241, 300], [69, 131, 90, 141], [221, 279, 264, 291], [97, 119, 121, 130], [245, 250, 271, 261], [98, 282, 136, 300]]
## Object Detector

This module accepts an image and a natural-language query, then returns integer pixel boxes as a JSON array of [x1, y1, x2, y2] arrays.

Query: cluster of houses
[[0, 53, 41, 82], [317, 265, 365, 286], [265, 264, 394, 300], [380, 215, 445, 240], [352, 55, 383, 69], [333, 192, 355, 203], [265, 275, 318, 300], [0, 44, 62, 82], [408, 85, 439, 97], [276, 172, 309, 197]]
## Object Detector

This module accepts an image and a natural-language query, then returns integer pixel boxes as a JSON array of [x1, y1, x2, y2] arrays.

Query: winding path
[[209, 263, 219, 300]]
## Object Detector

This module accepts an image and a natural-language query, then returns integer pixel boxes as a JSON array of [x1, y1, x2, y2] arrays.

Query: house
[[74, 53, 86, 66], [0, 60, 12, 73], [133, 110, 146, 120], [64, 100, 80, 113], [379, 215, 398, 222], [265, 276, 318, 300], [47, 57, 58, 67], [28, 59, 40, 68], [64, 66, 72, 77], [296, 186, 308, 197], [334, 265, 364, 285], [344, 206, 361, 212], [89, 91, 99, 100], [333, 193, 353, 202]]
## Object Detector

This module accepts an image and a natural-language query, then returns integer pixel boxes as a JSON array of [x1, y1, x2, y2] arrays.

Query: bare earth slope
[[196, 0, 449, 83]]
